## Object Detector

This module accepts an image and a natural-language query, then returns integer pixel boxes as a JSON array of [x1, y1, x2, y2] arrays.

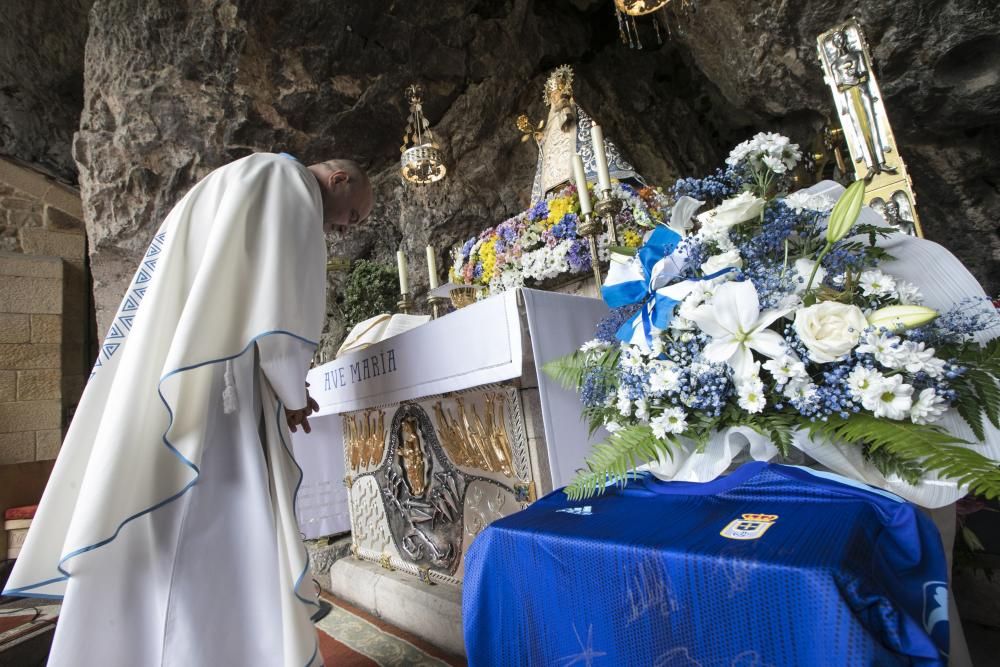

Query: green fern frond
[[970, 369, 1000, 429], [542, 352, 588, 390], [808, 414, 1000, 499], [740, 412, 798, 457], [861, 444, 925, 485], [564, 425, 676, 501]]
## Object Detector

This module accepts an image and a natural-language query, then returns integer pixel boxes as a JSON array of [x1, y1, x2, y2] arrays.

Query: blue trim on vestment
[[2, 330, 318, 601]]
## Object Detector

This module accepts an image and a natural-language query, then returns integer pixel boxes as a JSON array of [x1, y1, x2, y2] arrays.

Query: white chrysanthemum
[[737, 377, 767, 414], [898, 341, 938, 374], [910, 388, 948, 425], [579, 339, 609, 356], [634, 398, 650, 423], [669, 316, 696, 332], [783, 379, 818, 402], [650, 407, 688, 438], [859, 270, 897, 298], [619, 345, 645, 371], [763, 354, 807, 385], [896, 280, 924, 305], [867, 374, 913, 420], [650, 336, 666, 358], [856, 330, 906, 368], [615, 387, 632, 417], [783, 191, 835, 214], [846, 366, 884, 401], [605, 421, 623, 433], [920, 356, 947, 379], [648, 360, 681, 395]]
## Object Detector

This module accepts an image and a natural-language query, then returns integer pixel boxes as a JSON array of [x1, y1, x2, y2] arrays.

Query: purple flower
[[567, 239, 592, 273], [529, 200, 549, 222]]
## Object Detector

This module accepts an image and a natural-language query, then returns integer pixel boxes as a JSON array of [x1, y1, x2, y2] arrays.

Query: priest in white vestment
[[3, 152, 373, 667]]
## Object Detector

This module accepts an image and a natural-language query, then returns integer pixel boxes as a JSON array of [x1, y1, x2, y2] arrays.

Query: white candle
[[591, 123, 612, 193], [396, 250, 409, 294], [572, 154, 592, 215], [425, 244, 439, 289]]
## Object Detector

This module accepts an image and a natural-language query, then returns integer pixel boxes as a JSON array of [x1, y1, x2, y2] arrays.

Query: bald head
[[307, 159, 374, 233]]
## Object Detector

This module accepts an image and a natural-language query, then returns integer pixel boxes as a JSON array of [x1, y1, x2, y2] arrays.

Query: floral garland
[[547, 132, 1000, 501], [450, 181, 670, 294]]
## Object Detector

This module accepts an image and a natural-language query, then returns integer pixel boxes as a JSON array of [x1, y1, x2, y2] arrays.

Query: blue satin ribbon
[[601, 226, 685, 346]]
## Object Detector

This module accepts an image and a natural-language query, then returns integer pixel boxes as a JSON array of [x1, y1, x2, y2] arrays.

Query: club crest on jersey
[[922, 581, 949, 655], [720, 513, 778, 540]]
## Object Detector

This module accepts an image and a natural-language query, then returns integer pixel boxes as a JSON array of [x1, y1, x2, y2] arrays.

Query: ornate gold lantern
[[613, 0, 693, 49], [400, 84, 446, 185], [614, 0, 671, 15]]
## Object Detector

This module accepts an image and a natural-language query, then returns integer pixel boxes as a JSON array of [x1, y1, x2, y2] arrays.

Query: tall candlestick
[[591, 123, 612, 192], [425, 245, 439, 289], [396, 250, 410, 294], [572, 154, 592, 215]]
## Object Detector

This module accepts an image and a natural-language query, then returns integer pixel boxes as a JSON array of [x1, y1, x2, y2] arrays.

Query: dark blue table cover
[[463, 462, 949, 666]]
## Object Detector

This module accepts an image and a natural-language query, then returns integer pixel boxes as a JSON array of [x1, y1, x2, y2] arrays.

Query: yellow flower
[[479, 238, 498, 285], [546, 196, 573, 228], [622, 230, 642, 248]]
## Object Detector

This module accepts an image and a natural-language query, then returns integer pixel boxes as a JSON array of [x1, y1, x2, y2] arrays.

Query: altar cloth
[[463, 462, 949, 666]]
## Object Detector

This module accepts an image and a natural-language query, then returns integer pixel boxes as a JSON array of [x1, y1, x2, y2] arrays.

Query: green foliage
[[737, 411, 799, 457], [542, 352, 588, 391], [860, 444, 925, 486], [947, 337, 1000, 440], [341, 260, 399, 336], [808, 414, 1000, 499], [564, 424, 678, 500]]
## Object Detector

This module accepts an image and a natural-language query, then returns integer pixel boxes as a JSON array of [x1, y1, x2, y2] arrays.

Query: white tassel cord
[[222, 358, 238, 414]]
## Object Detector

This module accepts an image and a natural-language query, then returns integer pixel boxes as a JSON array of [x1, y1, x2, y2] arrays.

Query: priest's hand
[[285, 383, 320, 433]]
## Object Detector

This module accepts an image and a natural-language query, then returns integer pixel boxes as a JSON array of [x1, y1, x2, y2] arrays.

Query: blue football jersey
[[463, 462, 949, 666]]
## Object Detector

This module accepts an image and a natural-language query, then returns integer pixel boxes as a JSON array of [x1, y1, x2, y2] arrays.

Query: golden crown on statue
[[543, 65, 574, 104]]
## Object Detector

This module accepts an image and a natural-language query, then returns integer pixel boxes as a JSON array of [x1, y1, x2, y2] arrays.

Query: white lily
[[688, 281, 791, 379]]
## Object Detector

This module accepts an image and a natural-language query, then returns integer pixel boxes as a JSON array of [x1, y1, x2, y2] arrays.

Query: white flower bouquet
[[547, 134, 1000, 504]]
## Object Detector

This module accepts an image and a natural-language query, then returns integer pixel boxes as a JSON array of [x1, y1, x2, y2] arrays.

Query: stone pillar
[[0, 157, 92, 464]]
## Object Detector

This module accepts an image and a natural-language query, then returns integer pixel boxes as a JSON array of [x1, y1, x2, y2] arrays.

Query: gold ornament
[[614, 0, 672, 16], [400, 84, 447, 184]]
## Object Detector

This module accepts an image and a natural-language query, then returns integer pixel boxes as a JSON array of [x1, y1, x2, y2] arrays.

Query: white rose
[[792, 258, 826, 293], [696, 192, 767, 231], [700, 249, 743, 275], [793, 301, 868, 363]]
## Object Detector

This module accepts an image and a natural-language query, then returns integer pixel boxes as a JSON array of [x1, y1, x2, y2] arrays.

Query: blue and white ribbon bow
[[601, 225, 726, 350]]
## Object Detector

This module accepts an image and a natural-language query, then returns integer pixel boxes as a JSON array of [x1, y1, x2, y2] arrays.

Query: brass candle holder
[[576, 212, 605, 286], [594, 188, 622, 247], [576, 188, 623, 286], [397, 293, 415, 315], [427, 295, 449, 319]]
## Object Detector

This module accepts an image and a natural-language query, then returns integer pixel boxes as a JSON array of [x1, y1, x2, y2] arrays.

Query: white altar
[[290, 288, 608, 652]]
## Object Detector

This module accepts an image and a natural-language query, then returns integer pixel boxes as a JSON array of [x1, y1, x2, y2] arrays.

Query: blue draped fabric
[[463, 462, 949, 666]]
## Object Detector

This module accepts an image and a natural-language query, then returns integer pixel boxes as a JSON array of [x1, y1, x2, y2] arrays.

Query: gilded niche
[[433, 393, 516, 477], [345, 409, 385, 471]]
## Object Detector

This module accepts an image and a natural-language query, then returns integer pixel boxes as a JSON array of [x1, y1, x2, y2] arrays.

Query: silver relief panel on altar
[[344, 386, 529, 580]]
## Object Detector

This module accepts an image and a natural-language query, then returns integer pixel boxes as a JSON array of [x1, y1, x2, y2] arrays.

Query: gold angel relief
[[433, 394, 516, 478], [346, 409, 386, 472]]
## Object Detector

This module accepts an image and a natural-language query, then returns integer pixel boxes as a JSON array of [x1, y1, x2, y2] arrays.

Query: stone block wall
[[0, 157, 93, 464]]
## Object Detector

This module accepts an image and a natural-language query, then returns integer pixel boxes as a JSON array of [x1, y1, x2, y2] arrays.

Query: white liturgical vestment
[[3, 153, 328, 666]]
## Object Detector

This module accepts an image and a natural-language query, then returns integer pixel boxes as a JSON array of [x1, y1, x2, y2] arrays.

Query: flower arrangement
[[450, 181, 670, 294], [547, 132, 1000, 501]]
